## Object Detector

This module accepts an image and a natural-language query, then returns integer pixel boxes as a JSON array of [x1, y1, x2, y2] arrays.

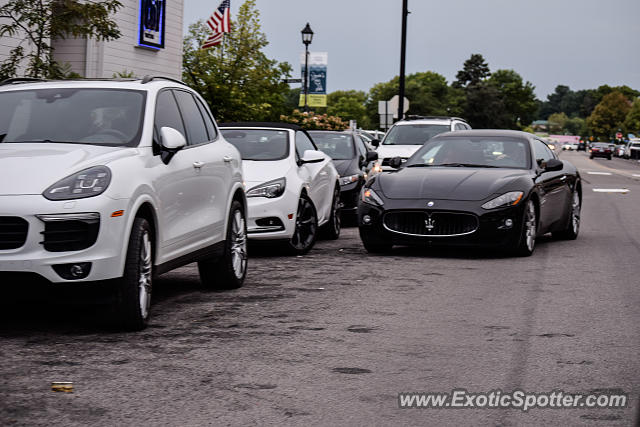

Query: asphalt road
[[1, 151, 639, 426]]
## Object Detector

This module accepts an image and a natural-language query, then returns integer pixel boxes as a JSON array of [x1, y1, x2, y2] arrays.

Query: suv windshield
[[308, 132, 354, 160], [0, 88, 146, 146], [382, 124, 450, 145], [221, 129, 289, 161], [406, 136, 531, 169]]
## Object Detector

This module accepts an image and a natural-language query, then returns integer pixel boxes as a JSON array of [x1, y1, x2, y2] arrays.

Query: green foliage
[[487, 69, 538, 127], [365, 71, 465, 128], [548, 112, 569, 134], [624, 98, 640, 134], [454, 53, 490, 88], [587, 92, 632, 139], [0, 0, 122, 79], [113, 70, 136, 78], [564, 117, 587, 136], [326, 90, 370, 128], [182, 0, 292, 122], [280, 109, 347, 130]]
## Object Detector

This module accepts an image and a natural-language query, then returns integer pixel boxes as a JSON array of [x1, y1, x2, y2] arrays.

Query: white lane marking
[[633, 174, 640, 178], [586, 171, 612, 176], [592, 188, 630, 194]]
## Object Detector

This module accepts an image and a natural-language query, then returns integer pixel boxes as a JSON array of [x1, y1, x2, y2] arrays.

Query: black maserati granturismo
[[357, 130, 581, 256]]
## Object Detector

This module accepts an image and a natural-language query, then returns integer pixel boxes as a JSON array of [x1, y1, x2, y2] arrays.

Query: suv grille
[[0, 217, 29, 250], [40, 218, 100, 252], [383, 211, 478, 237]]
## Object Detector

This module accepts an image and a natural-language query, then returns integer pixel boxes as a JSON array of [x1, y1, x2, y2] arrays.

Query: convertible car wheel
[[553, 189, 581, 240], [287, 195, 318, 255], [321, 185, 341, 240], [515, 199, 537, 257]]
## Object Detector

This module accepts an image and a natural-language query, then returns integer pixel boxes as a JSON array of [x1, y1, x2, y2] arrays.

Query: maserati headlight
[[361, 187, 384, 206], [43, 166, 112, 200], [481, 191, 524, 210], [340, 174, 360, 186], [247, 178, 286, 198]]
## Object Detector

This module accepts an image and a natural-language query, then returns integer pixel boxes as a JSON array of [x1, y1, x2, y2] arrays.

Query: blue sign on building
[[138, 0, 166, 49]]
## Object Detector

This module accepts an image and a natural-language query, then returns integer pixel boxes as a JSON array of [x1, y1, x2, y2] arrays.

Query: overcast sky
[[184, 0, 640, 100]]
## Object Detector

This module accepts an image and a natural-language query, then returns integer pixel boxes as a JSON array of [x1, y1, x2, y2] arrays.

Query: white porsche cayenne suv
[[0, 77, 247, 330], [219, 123, 341, 254]]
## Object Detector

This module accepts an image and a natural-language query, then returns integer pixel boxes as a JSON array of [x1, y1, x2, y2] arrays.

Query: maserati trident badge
[[427, 201, 435, 207], [424, 215, 436, 231]]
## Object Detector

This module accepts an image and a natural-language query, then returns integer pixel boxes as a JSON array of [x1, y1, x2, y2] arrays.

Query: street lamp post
[[301, 23, 314, 113]]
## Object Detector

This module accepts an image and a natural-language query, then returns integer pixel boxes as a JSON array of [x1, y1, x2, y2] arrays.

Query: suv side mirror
[[371, 138, 380, 148], [300, 149, 325, 165], [389, 156, 403, 169], [160, 127, 187, 150], [544, 158, 563, 172], [366, 151, 378, 162]]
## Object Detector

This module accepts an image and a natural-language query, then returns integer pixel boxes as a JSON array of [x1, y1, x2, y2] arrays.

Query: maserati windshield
[[0, 88, 146, 146], [406, 136, 532, 169], [382, 124, 450, 145]]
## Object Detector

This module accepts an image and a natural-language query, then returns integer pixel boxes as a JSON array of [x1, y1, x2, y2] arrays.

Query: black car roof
[[218, 122, 303, 131], [434, 129, 533, 140]]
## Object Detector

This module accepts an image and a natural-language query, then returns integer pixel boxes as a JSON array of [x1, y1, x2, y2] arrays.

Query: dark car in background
[[358, 130, 581, 256], [577, 141, 587, 151], [589, 142, 613, 160], [309, 130, 378, 217]]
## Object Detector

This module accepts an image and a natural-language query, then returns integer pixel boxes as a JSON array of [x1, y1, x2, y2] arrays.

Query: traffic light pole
[[398, 0, 409, 121]]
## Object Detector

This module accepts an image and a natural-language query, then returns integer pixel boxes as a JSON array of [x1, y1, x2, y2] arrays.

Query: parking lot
[[1, 151, 639, 425]]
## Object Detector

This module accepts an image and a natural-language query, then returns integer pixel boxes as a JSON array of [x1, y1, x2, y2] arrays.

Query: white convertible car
[[219, 123, 341, 254]]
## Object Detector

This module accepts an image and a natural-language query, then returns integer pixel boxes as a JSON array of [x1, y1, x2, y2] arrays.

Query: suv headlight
[[43, 166, 112, 200], [481, 191, 524, 210], [361, 187, 384, 206], [247, 178, 286, 198], [340, 174, 360, 186]]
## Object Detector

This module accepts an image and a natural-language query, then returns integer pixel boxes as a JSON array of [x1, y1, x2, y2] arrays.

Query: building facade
[[0, 0, 183, 79]]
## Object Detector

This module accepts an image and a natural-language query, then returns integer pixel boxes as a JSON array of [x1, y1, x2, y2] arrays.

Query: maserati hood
[[0, 143, 131, 196], [378, 167, 527, 201]]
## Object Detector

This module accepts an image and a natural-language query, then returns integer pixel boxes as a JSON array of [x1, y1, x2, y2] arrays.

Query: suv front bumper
[[0, 194, 129, 283]]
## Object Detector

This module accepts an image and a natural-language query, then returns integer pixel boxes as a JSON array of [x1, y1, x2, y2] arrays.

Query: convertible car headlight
[[340, 174, 360, 186], [247, 178, 286, 198], [361, 187, 384, 206], [481, 191, 524, 210], [43, 166, 111, 200]]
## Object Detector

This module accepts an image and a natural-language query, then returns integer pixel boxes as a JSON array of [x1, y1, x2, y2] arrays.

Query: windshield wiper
[[406, 163, 435, 167], [436, 163, 500, 168], [6, 139, 84, 144]]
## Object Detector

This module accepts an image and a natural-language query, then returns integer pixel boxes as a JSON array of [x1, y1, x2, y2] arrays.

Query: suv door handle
[[560, 175, 567, 181], [193, 161, 205, 169], [223, 156, 233, 163]]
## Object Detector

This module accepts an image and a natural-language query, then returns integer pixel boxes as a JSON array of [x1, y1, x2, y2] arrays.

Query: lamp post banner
[[299, 52, 328, 107]]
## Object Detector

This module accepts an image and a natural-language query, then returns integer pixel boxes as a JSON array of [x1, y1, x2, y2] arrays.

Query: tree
[[488, 69, 538, 127], [182, 0, 292, 122], [624, 98, 640, 134], [564, 117, 587, 136], [548, 112, 569, 134], [454, 54, 490, 88], [0, 0, 122, 79], [280, 110, 347, 130], [365, 71, 464, 128], [327, 90, 370, 128], [463, 82, 507, 128], [587, 92, 632, 139]]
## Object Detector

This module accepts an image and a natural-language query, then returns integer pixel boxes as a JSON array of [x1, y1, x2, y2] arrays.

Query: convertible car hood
[[242, 159, 292, 186], [378, 167, 528, 201], [0, 143, 130, 196]]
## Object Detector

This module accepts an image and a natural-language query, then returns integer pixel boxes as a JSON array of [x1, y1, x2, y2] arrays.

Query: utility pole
[[398, 0, 409, 121]]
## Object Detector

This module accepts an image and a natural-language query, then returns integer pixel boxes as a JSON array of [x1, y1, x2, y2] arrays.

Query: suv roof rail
[[140, 75, 187, 85], [0, 77, 46, 86], [403, 115, 467, 122]]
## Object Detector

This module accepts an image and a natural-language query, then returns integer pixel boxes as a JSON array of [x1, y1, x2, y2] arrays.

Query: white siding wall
[[2, 0, 183, 79]]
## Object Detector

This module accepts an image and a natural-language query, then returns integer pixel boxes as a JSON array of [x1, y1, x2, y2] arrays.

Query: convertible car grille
[[383, 211, 479, 237], [0, 217, 29, 250]]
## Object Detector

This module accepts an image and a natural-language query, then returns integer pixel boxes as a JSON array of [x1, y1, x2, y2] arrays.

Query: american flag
[[202, 0, 231, 49]]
